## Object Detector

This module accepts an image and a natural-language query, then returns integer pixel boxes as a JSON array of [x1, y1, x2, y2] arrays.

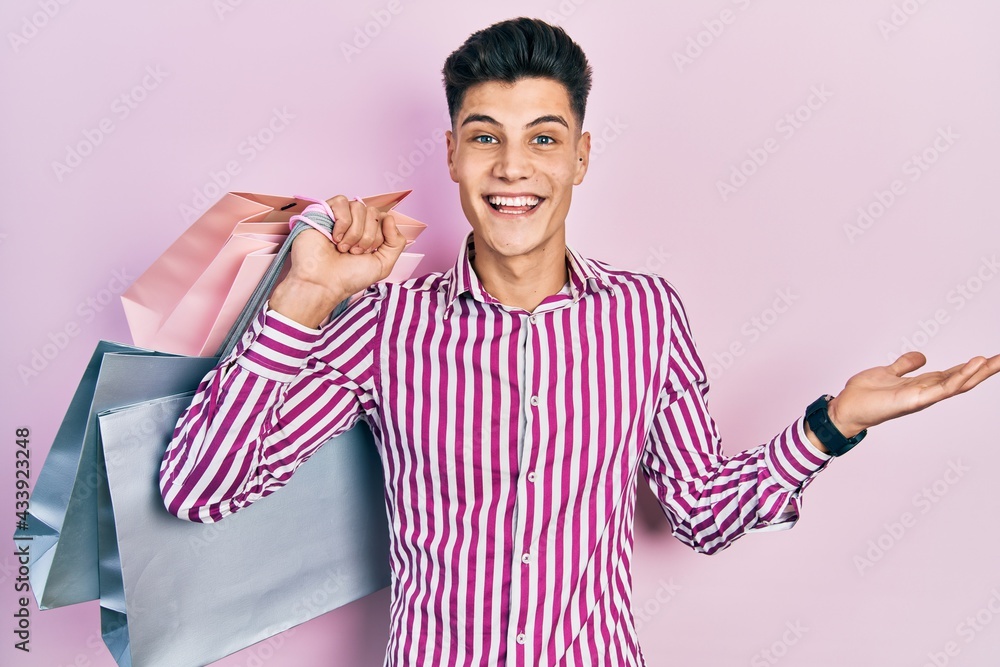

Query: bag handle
[[215, 207, 351, 359]]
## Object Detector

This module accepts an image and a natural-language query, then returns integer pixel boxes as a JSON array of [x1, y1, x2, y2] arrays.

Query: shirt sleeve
[[639, 282, 834, 555], [158, 283, 385, 523]]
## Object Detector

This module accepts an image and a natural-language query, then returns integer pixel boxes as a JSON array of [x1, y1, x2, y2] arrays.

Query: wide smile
[[483, 194, 545, 219]]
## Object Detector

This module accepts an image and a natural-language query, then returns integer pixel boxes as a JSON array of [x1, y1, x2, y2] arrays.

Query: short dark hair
[[441, 17, 593, 133]]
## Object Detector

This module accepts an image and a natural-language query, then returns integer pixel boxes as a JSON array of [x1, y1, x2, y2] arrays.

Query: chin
[[477, 223, 543, 255]]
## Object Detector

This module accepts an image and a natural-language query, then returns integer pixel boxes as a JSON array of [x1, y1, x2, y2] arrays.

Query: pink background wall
[[3, 1, 999, 665]]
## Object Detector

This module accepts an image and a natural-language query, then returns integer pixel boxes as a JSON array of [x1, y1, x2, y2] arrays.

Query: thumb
[[887, 351, 927, 377], [380, 212, 406, 254]]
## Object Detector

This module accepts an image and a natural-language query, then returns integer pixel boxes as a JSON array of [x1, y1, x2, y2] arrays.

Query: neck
[[470, 232, 569, 313]]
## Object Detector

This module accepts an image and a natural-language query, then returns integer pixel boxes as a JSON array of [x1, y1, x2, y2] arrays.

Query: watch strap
[[805, 394, 866, 457]]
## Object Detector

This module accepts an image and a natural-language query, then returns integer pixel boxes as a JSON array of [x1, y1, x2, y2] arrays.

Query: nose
[[492, 141, 533, 181]]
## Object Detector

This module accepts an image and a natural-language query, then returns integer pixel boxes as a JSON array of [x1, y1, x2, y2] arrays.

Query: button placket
[[513, 311, 539, 656]]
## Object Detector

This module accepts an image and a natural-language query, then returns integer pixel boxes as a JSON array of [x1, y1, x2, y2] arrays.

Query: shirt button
[[516, 633, 527, 644], [529, 395, 540, 406], [528, 314, 536, 324], [243, 332, 253, 344], [521, 552, 531, 564], [527, 471, 537, 482]]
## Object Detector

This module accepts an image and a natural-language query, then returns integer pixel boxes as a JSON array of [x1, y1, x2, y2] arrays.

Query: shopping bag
[[97, 392, 390, 667], [121, 190, 427, 356], [196, 193, 425, 355], [18, 344, 218, 609], [18, 193, 421, 666]]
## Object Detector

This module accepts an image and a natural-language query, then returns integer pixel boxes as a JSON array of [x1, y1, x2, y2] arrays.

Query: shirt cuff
[[234, 299, 326, 382], [765, 414, 834, 492]]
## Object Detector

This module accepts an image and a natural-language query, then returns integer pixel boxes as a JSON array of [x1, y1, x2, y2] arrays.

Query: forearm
[[644, 401, 833, 555], [159, 364, 286, 522], [680, 410, 839, 552], [158, 303, 372, 522], [269, 277, 352, 329]]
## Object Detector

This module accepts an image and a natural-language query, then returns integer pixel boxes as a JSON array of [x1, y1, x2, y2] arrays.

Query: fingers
[[327, 195, 353, 246], [351, 201, 380, 254], [902, 355, 998, 405], [339, 199, 368, 253], [325, 195, 386, 254], [887, 351, 927, 377], [951, 357, 991, 394]]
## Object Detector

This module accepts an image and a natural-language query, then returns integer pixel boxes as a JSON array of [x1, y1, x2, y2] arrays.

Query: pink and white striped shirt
[[159, 229, 833, 666]]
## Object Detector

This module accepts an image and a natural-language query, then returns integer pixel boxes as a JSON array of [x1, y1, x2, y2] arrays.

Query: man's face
[[446, 76, 590, 261]]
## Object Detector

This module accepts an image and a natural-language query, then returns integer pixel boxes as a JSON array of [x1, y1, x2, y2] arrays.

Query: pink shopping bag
[[121, 190, 427, 356]]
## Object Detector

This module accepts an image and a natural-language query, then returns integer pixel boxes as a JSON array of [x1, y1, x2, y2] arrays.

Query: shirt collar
[[443, 230, 613, 317]]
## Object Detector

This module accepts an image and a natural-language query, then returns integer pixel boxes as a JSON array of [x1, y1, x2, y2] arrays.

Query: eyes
[[471, 134, 556, 146]]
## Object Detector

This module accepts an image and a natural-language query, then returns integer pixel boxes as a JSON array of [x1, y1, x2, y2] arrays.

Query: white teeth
[[487, 195, 540, 207]]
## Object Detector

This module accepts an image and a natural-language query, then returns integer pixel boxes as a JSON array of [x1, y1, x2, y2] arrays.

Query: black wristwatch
[[805, 394, 867, 457]]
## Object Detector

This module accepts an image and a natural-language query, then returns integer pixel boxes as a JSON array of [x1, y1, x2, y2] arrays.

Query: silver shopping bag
[[16, 194, 355, 608], [17, 343, 218, 609], [97, 392, 390, 667], [16, 203, 397, 666]]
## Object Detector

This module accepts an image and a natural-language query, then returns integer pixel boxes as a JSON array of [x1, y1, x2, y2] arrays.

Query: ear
[[446, 129, 458, 183], [573, 130, 591, 185]]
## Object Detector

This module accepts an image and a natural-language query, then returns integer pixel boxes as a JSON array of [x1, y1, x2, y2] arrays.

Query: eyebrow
[[460, 113, 569, 130]]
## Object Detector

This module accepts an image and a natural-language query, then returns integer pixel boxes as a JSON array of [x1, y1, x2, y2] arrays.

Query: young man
[[159, 17, 999, 666]]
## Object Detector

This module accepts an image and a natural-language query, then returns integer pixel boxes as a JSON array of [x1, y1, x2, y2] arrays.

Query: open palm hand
[[829, 351, 1000, 437]]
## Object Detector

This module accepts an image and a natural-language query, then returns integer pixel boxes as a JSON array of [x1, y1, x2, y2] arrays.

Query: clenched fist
[[269, 195, 407, 328]]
